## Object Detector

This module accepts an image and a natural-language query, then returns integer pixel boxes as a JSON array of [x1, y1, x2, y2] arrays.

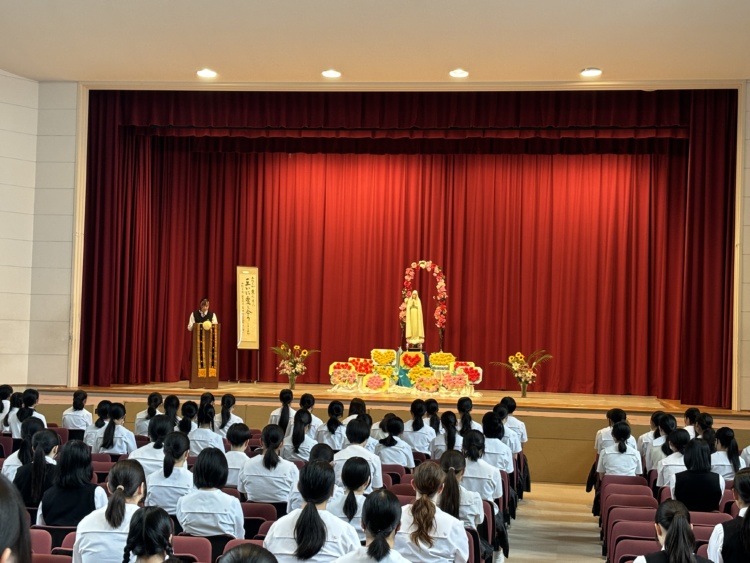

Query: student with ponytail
[[695, 413, 714, 439], [1, 416, 44, 481], [342, 398, 367, 425], [162, 395, 180, 428], [374, 416, 415, 469], [264, 460, 360, 562], [430, 411, 463, 459], [84, 400, 111, 447], [482, 411, 515, 474], [222, 543, 278, 563], [633, 499, 710, 563], [129, 415, 172, 476], [294, 393, 323, 439], [326, 456, 371, 541], [425, 398, 441, 435], [122, 506, 178, 563], [394, 461, 469, 563], [9, 388, 46, 438], [240, 424, 299, 504], [708, 467, 750, 563], [74, 460, 146, 563], [287, 443, 345, 513], [438, 450, 483, 530], [402, 399, 436, 455], [333, 419, 383, 492], [656, 429, 690, 488], [597, 421, 641, 478], [269, 389, 296, 435], [177, 401, 198, 434], [134, 392, 163, 436], [225, 423, 252, 487], [492, 404, 523, 455], [188, 404, 224, 455], [638, 410, 666, 458], [456, 397, 481, 436], [282, 409, 317, 462], [62, 390, 92, 430], [94, 402, 137, 455], [332, 490, 409, 563], [461, 430, 503, 513], [673, 439, 725, 512], [2, 391, 22, 434], [0, 473, 31, 563], [12, 429, 59, 506], [215, 393, 244, 438], [316, 400, 347, 449], [712, 427, 746, 479], [649, 413, 679, 471], [0, 384, 12, 424], [145, 432, 195, 516]]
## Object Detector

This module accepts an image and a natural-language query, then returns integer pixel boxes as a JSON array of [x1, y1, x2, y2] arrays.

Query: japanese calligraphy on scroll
[[236, 267, 260, 349]]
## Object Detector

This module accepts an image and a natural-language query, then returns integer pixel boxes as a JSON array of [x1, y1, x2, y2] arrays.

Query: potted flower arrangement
[[270, 341, 319, 390], [492, 350, 552, 397]]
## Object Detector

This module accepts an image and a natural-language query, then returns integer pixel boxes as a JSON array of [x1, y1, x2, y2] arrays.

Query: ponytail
[[439, 451, 464, 519], [425, 399, 440, 435], [441, 411, 458, 451], [291, 410, 312, 453], [3, 392, 22, 428], [94, 400, 111, 429], [72, 390, 87, 411], [148, 415, 171, 450], [220, 394, 236, 430], [163, 432, 190, 478], [326, 400, 344, 434], [105, 460, 145, 529], [410, 399, 426, 432], [163, 395, 180, 427], [341, 457, 371, 522], [457, 397, 473, 437], [716, 427, 742, 473], [379, 417, 403, 448], [612, 421, 631, 455], [262, 425, 284, 470], [462, 430, 485, 462], [278, 389, 293, 434], [197, 404, 215, 431], [122, 506, 173, 563], [410, 462, 444, 548], [30, 430, 58, 504], [654, 500, 695, 563], [178, 401, 198, 434], [0, 385, 12, 414], [18, 417, 45, 464], [146, 392, 162, 420], [362, 489, 402, 562], [102, 403, 126, 450], [294, 461, 334, 559]]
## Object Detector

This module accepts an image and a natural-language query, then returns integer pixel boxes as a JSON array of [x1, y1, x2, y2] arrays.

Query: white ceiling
[[1, 0, 750, 88]]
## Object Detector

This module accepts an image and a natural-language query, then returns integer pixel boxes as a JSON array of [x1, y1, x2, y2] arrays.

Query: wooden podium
[[190, 322, 220, 389]]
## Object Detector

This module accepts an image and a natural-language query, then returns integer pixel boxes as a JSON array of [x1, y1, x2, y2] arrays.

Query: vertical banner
[[237, 266, 260, 349]]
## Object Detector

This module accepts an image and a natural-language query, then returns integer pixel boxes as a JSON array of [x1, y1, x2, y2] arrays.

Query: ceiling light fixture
[[580, 67, 602, 78], [196, 68, 217, 78], [322, 69, 342, 78], [449, 68, 469, 78]]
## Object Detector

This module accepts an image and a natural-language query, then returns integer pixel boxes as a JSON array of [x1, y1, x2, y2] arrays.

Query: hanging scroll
[[237, 266, 260, 350]]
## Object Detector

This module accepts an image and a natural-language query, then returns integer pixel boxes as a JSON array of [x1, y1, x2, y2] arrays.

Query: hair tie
[[116, 485, 125, 491], [448, 467, 456, 472]]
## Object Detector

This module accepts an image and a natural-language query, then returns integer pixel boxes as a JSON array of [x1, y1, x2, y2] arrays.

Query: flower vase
[[520, 382, 527, 398], [288, 376, 296, 390]]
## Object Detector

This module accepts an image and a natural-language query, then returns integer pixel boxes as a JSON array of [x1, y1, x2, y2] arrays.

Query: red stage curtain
[[80, 90, 736, 408]]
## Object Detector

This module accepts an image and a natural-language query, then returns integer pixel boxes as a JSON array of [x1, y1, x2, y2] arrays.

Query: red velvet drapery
[[80, 90, 736, 407]]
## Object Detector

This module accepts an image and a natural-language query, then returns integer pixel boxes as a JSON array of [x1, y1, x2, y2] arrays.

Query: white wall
[[739, 82, 750, 410]]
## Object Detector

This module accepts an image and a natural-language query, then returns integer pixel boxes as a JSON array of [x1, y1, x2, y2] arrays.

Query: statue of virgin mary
[[405, 291, 425, 348]]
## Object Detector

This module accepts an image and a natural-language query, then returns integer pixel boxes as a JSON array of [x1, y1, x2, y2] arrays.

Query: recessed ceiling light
[[580, 67, 602, 78], [322, 69, 342, 78], [196, 68, 217, 78], [449, 68, 469, 78]]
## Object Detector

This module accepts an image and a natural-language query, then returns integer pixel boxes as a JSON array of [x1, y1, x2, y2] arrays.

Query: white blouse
[[176, 489, 244, 539], [483, 438, 514, 473], [656, 452, 686, 487], [316, 424, 347, 450], [93, 424, 137, 455], [711, 450, 747, 479], [430, 433, 463, 460], [332, 545, 412, 563], [401, 421, 436, 454], [269, 406, 297, 430], [333, 444, 384, 492], [9, 409, 46, 438], [281, 434, 318, 462], [188, 427, 226, 456], [597, 444, 642, 476], [436, 484, 483, 530], [505, 415, 528, 443], [127, 442, 165, 477], [326, 492, 366, 542], [394, 502, 469, 563], [145, 466, 195, 515], [214, 412, 244, 438], [73, 503, 139, 563], [238, 454, 299, 503], [462, 459, 504, 505], [62, 407, 93, 431], [374, 437, 415, 469], [1, 450, 23, 481], [225, 450, 248, 488], [134, 408, 163, 436]]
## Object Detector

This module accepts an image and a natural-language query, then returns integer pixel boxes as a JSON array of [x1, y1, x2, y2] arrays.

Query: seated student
[[269, 389, 296, 436], [695, 412, 714, 440], [371, 413, 396, 442], [239, 424, 299, 503], [438, 450, 483, 530], [481, 411, 514, 474], [343, 413, 379, 453], [1, 391, 22, 434], [394, 461, 469, 563], [594, 408, 637, 453], [0, 384, 13, 431], [225, 423, 251, 487], [84, 400, 111, 448], [456, 397, 482, 436], [648, 413, 678, 472], [293, 393, 323, 439], [223, 543, 279, 563], [374, 416, 415, 470], [637, 410, 665, 459], [122, 506, 175, 563], [332, 489, 410, 563], [316, 401, 347, 450], [9, 388, 47, 438], [188, 404, 225, 456], [162, 394, 180, 429], [145, 432, 195, 516], [342, 398, 367, 425], [327, 456, 371, 542], [0, 473, 32, 563], [129, 415, 171, 477], [492, 404, 522, 455], [215, 393, 244, 438], [500, 396, 528, 445], [93, 402, 137, 455], [13, 429, 59, 507], [712, 427, 746, 479], [460, 430, 503, 517], [1, 416, 44, 482], [430, 411, 463, 460], [656, 429, 691, 488], [199, 392, 215, 413], [177, 401, 198, 434], [633, 499, 711, 563], [62, 390, 93, 431], [287, 443, 345, 513], [38, 440, 107, 526], [134, 392, 163, 437], [708, 467, 750, 563], [597, 421, 642, 478], [334, 419, 383, 492], [672, 439, 725, 512], [74, 460, 146, 563], [176, 447, 244, 539], [703, 428, 718, 454], [402, 399, 436, 455], [282, 410, 317, 462], [264, 460, 360, 562], [683, 407, 700, 439], [425, 398, 442, 436]]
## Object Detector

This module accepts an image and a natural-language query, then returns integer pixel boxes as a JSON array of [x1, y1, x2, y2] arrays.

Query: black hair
[[220, 393, 237, 430], [658, 414, 678, 456], [0, 473, 32, 563], [425, 398, 440, 435], [439, 450, 466, 520], [341, 456, 371, 521], [278, 389, 294, 434], [357, 412, 373, 427], [362, 489, 402, 562], [262, 424, 285, 470], [72, 390, 87, 411], [56, 440, 93, 488], [18, 416, 45, 464], [197, 403, 215, 431], [482, 411, 505, 440], [163, 395, 180, 427], [299, 393, 316, 410], [716, 427, 742, 473], [651, 410, 666, 440], [199, 392, 214, 409], [410, 399, 426, 431], [612, 421, 632, 454], [345, 418, 371, 446], [30, 429, 59, 504], [122, 506, 174, 563], [492, 403, 509, 421], [227, 423, 252, 447], [683, 407, 700, 425], [441, 411, 458, 451], [733, 468, 750, 554], [456, 397, 474, 437], [145, 392, 163, 420], [106, 460, 146, 529], [379, 416, 404, 448], [462, 429, 485, 461], [102, 403, 126, 450], [410, 462, 444, 548], [192, 447, 228, 489], [309, 443, 334, 463], [221, 543, 279, 563], [3, 392, 22, 428], [667, 429, 690, 456], [606, 408, 627, 424], [17, 389, 40, 423], [500, 396, 517, 414], [378, 413, 396, 433], [0, 385, 13, 414], [683, 439, 711, 473], [696, 412, 713, 432], [294, 460, 335, 559], [147, 415, 171, 450], [291, 410, 312, 453], [326, 400, 344, 434], [702, 428, 717, 454], [178, 401, 198, 434], [654, 499, 695, 563], [163, 431, 190, 478], [348, 398, 367, 417], [94, 399, 112, 428]]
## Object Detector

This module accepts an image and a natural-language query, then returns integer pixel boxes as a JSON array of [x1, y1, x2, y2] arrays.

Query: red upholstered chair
[[479, 500, 495, 549], [241, 502, 277, 539], [600, 474, 649, 492], [697, 544, 709, 558], [30, 526, 76, 550], [50, 532, 75, 557], [253, 520, 274, 540], [612, 539, 660, 563], [499, 470, 510, 517], [292, 460, 305, 470], [223, 538, 266, 555], [720, 488, 734, 513], [390, 483, 416, 496], [92, 460, 114, 483], [0, 435, 14, 458], [135, 435, 150, 448], [381, 464, 406, 484], [89, 453, 111, 462], [172, 535, 212, 563], [725, 479, 733, 490], [693, 525, 714, 548], [413, 452, 427, 465], [381, 472, 392, 488], [221, 487, 241, 500], [49, 427, 68, 445], [30, 529, 53, 554], [689, 511, 732, 527], [396, 495, 414, 506], [605, 507, 657, 551], [465, 528, 478, 563], [31, 555, 72, 563], [608, 521, 656, 563], [602, 498, 658, 553], [658, 486, 671, 503], [400, 473, 414, 486]]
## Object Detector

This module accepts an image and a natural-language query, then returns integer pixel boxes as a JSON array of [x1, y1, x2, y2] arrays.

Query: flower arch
[[399, 260, 447, 350]]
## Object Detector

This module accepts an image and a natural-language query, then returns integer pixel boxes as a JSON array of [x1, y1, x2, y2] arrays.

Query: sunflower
[[301, 350, 308, 357]]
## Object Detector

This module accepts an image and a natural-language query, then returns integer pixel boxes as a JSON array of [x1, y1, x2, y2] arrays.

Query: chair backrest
[[253, 520, 274, 540], [689, 511, 732, 527], [221, 487, 241, 499], [603, 494, 658, 535], [658, 486, 671, 503], [30, 554, 72, 562], [30, 529, 52, 555], [135, 435, 150, 448], [605, 504, 658, 550], [608, 521, 655, 563], [390, 483, 416, 496], [602, 484, 653, 507], [697, 543, 709, 558], [413, 452, 427, 465], [49, 427, 69, 445], [400, 473, 414, 486], [465, 528, 478, 563], [0, 436, 13, 458], [601, 474, 649, 489], [381, 473, 392, 488], [720, 488, 734, 513], [241, 502, 277, 521], [89, 453, 112, 462], [481, 500, 495, 547], [223, 538, 264, 555], [381, 463, 406, 477], [61, 533, 76, 549], [693, 524, 714, 547], [499, 470, 510, 514], [30, 526, 77, 550], [613, 538, 660, 563], [396, 495, 414, 506], [172, 535, 212, 563]]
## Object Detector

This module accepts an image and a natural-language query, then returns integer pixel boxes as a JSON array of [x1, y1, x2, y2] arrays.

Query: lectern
[[190, 323, 220, 389]]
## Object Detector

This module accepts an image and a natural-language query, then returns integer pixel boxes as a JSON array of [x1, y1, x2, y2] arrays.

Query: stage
[[33, 382, 750, 485]]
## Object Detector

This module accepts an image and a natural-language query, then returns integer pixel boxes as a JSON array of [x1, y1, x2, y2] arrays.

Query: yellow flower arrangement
[[407, 365, 433, 383], [374, 365, 397, 381], [371, 349, 396, 366], [429, 351, 456, 367]]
